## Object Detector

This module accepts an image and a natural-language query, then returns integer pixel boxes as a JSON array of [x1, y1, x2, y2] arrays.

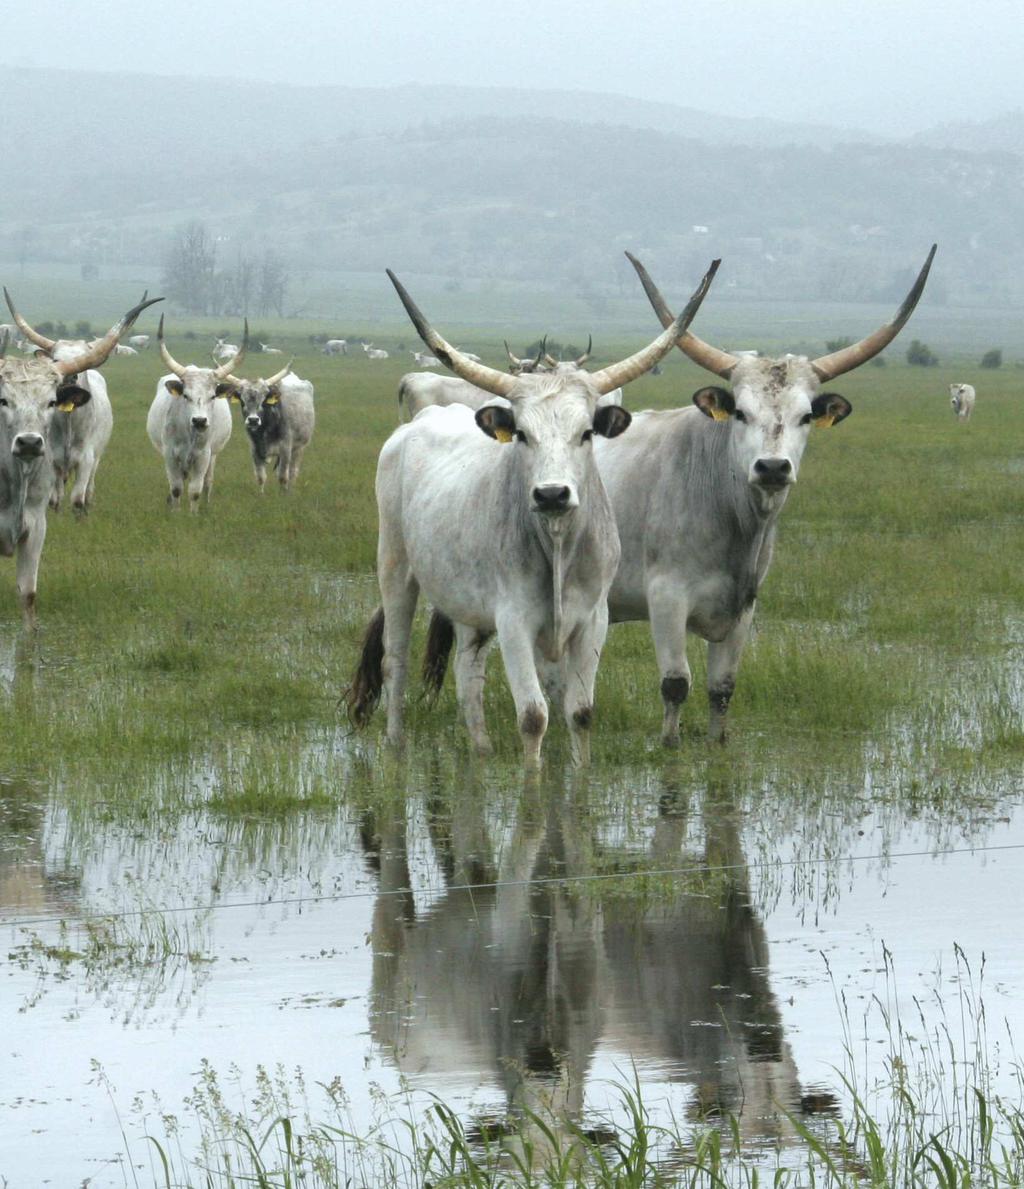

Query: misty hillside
[[4, 67, 1024, 308], [914, 110, 1024, 155]]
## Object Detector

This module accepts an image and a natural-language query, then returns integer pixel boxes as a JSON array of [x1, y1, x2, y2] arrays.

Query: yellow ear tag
[[57, 400, 77, 413], [812, 414, 836, 429], [230, 394, 240, 403], [264, 394, 280, 406], [494, 427, 514, 443], [710, 406, 731, 422]]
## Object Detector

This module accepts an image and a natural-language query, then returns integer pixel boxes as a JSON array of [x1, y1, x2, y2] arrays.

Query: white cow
[[114, 344, 137, 356], [346, 263, 716, 765], [0, 297, 156, 623], [127, 334, 150, 350], [213, 337, 239, 361], [147, 319, 245, 511], [4, 290, 160, 513], [225, 360, 315, 492], [950, 383, 975, 421], [363, 343, 389, 360], [592, 247, 936, 746], [322, 339, 348, 356], [259, 342, 283, 354], [411, 350, 440, 368]]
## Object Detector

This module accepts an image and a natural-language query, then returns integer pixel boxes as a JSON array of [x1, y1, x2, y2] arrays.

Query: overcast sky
[[5, 0, 1022, 136]]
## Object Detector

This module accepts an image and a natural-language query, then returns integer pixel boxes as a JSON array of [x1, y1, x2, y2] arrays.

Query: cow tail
[[345, 607, 386, 727], [422, 610, 455, 702], [397, 377, 408, 417]]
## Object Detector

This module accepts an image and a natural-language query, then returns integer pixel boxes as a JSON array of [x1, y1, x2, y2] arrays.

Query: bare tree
[[257, 250, 288, 317], [162, 221, 217, 314]]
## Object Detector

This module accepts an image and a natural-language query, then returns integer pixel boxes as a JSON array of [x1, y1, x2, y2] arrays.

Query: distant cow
[[363, 343, 389, 360], [4, 290, 158, 513], [322, 339, 348, 356], [127, 334, 149, 350], [148, 320, 245, 511], [950, 383, 975, 421], [226, 360, 315, 492], [411, 350, 440, 368], [0, 296, 158, 623], [347, 263, 716, 765], [114, 344, 137, 356], [213, 337, 239, 361], [259, 342, 283, 354]]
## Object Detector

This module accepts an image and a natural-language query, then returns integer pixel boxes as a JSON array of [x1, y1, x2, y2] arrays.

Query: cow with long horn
[[146, 318, 247, 511], [347, 260, 719, 766], [0, 294, 162, 624], [221, 359, 316, 492], [594, 246, 936, 746], [5, 289, 160, 514]]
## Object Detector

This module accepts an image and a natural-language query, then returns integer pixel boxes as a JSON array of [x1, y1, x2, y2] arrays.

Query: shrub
[[906, 339, 938, 367], [981, 348, 1002, 369]]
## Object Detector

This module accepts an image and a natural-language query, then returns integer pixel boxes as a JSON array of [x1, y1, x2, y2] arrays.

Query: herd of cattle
[[0, 242, 986, 764]]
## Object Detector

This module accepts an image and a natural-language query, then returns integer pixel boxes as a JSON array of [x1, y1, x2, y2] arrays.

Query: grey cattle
[[593, 247, 936, 746], [5, 290, 159, 514], [126, 334, 150, 350], [0, 296, 158, 624], [322, 339, 348, 356], [950, 382, 975, 420], [226, 360, 315, 492], [147, 319, 246, 511], [347, 263, 717, 766]]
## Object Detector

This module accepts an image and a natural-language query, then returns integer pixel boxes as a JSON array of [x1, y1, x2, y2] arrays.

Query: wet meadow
[[2, 299, 1024, 1185]]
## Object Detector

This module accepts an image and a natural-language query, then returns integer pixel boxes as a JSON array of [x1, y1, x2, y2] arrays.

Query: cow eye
[[48, 398, 57, 408], [734, 409, 747, 423], [581, 429, 593, 444], [0, 397, 8, 407], [515, 430, 527, 443], [800, 412, 812, 426]]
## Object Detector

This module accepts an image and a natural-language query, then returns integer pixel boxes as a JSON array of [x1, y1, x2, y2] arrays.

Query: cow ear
[[263, 387, 280, 406], [165, 379, 185, 397], [810, 392, 852, 428], [214, 382, 236, 400], [56, 385, 91, 412], [475, 403, 517, 443], [693, 386, 735, 422], [593, 405, 631, 439]]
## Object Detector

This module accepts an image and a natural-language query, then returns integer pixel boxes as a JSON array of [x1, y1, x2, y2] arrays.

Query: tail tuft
[[345, 607, 386, 727], [422, 610, 455, 701]]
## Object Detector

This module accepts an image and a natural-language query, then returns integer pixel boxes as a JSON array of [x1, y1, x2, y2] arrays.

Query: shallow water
[[2, 738, 1022, 1185]]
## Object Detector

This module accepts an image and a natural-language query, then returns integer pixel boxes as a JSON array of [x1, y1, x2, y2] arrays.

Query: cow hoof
[[661, 732, 681, 750]]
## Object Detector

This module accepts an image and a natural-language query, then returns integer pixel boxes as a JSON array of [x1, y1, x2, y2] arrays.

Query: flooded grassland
[[2, 344, 1024, 1185]]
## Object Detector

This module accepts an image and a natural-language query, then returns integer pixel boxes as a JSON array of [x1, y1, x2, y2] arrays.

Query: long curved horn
[[386, 270, 515, 398], [264, 357, 294, 386], [574, 335, 593, 366], [504, 340, 522, 368], [625, 252, 739, 378], [0, 328, 9, 359], [158, 314, 188, 378], [4, 289, 57, 352], [590, 260, 721, 396], [55, 294, 163, 377], [214, 320, 248, 379], [810, 245, 937, 380]]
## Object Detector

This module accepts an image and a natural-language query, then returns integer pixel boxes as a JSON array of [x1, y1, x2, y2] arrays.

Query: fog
[[4, 0, 1023, 135]]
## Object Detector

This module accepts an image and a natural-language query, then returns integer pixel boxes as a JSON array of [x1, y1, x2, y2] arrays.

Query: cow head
[[0, 352, 90, 462], [159, 317, 248, 436], [227, 361, 292, 438], [624, 247, 936, 504], [386, 261, 719, 526], [476, 371, 632, 519]]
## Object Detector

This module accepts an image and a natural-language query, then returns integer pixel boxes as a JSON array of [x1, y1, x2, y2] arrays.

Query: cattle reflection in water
[[365, 775, 813, 1157]]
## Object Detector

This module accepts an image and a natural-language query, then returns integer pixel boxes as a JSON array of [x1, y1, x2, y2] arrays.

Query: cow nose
[[12, 433, 44, 458], [191, 415, 209, 430], [753, 457, 792, 484], [246, 414, 261, 428], [532, 484, 572, 511]]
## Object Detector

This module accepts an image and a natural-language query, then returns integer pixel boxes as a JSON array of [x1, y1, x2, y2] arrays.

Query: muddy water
[[1, 749, 1022, 1185]]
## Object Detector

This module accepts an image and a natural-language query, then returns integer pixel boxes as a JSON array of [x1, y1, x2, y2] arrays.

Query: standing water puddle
[[2, 749, 1022, 1185]]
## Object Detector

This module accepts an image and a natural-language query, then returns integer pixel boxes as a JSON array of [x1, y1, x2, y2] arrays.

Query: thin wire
[[2, 840, 1022, 933]]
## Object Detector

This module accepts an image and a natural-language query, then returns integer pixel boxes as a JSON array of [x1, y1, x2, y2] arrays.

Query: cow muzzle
[[751, 457, 793, 489], [532, 484, 577, 516], [191, 415, 209, 432], [12, 433, 45, 460], [245, 414, 261, 430]]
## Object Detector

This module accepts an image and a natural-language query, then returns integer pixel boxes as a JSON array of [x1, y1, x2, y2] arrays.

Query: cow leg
[[648, 585, 692, 748], [706, 604, 754, 744], [165, 459, 183, 509], [50, 469, 65, 512], [380, 573, 419, 746], [453, 623, 494, 755], [495, 613, 547, 768], [561, 607, 609, 767], [277, 445, 293, 491], [253, 453, 268, 493], [202, 456, 217, 505], [15, 515, 46, 631], [288, 445, 305, 488], [70, 450, 94, 514]]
